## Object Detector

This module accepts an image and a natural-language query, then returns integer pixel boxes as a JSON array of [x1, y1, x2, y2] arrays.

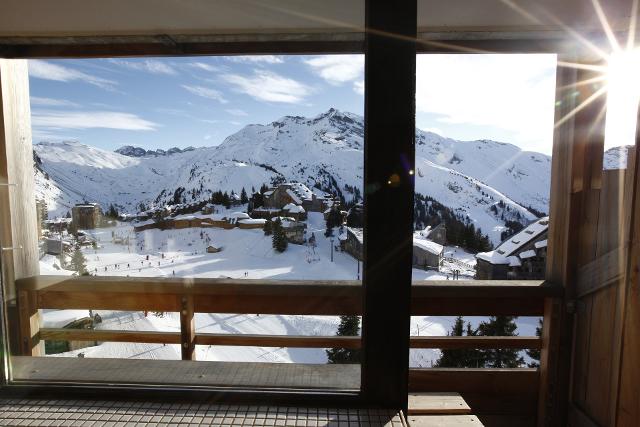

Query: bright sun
[[604, 48, 640, 151]]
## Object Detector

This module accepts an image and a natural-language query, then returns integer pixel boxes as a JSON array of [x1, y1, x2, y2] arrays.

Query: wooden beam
[[40, 328, 181, 344], [17, 290, 42, 356], [196, 334, 360, 349], [410, 336, 541, 350], [409, 368, 539, 395], [361, 0, 416, 409], [180, 294, 195, 361]]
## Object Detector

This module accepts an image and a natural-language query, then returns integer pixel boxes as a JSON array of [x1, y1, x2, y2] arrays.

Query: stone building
[[412, 237, 444, 270], [342, 227, 363, 261], [71, 203, 101, 230], [475, 217, 549, 280]]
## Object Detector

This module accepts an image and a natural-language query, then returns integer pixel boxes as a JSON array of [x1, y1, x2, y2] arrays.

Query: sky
[[28, 54, 558, 154]]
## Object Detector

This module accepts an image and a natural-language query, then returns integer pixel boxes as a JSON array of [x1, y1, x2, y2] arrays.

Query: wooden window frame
[[0, 1, 590, 418]]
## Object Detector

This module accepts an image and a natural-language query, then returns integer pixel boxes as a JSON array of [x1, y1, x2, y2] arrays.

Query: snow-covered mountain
[[33, 108, 551, 244]]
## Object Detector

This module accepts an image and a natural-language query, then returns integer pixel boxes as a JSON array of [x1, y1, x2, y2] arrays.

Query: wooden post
[[361, 0, 416, 410], [0, 59, 40, 359], [179, 294, 195, 360], [615, 107, 640, 426], [17, 289, 42, 356], [539, 61, 607, 426]]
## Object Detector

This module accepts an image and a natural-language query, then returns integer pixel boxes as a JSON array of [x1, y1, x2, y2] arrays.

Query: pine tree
[[478, 316, 525, 368], [435, 316, 484, 368], [272, 218, 288, 252], [263, 218, 273, 236], [240, 187, 248, 204], [326, 315, 361, 364], [69, 248, 88, 275], [526, 318, 543, 367]]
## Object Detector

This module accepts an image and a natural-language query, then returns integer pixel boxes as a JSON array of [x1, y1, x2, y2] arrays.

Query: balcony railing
[[14, 276, 562, 420]]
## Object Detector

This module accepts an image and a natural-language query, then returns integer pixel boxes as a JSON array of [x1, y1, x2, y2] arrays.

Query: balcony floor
[[0, 398, 405, 426], [11, 356, 361, 391]]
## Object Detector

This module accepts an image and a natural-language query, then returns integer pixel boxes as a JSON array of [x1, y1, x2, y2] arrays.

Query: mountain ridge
[[34, 108, 552, 244]]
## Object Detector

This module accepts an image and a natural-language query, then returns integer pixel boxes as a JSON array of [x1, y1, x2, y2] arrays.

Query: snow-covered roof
[[534, 239, 548, 249], [285, 188, 302, 204], [413, 237, 444, 255], [494, 217, 549, 257], [44, 218, 72, 224], [263, 190, 274, 196], [133, 219, 155, 227], [283, 203, 305, 213], [238, 218, 267, 225], [286, 182, 314, 201], [347, 227, 363, 244], [519, 249, 537, 259], [507, 255, 522, 267], [476, 250, 509, 265], [229, 212, 250, 219]]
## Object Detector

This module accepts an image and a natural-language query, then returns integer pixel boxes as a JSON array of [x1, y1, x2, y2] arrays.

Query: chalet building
[[44, 238, 71, 255], [417, 223, 446, 246], [412, 237, 444, 270], [475, 217, 549, 280], [71, 203, 101, 230], [263, 183, 328, 212], [282, 203, 307, 221], [43, 218, 72, 233], [342, 227, 363, 261], [237, 218, 267, 229], [275, 217, 307, 244]]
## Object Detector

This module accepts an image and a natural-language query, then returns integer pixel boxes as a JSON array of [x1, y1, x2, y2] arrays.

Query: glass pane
[[9, 54, 365, 390], [410, 53, 556, 369]]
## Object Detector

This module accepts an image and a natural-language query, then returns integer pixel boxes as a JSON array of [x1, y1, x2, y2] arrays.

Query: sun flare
[[604, 48, 640, 150]]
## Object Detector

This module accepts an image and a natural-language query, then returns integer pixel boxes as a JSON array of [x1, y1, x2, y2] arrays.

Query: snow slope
[[34, 108, 551, 244]]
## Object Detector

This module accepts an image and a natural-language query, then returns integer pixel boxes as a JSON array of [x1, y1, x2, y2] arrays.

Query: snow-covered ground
[[40, 211, 536, 366]]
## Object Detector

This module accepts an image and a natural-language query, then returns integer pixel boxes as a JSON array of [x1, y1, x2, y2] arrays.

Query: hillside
[[33, 108, 552, 244]]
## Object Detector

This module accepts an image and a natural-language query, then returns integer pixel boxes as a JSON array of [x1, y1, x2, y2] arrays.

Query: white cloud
[[108, 59, 176, 75], [353, 80, 364, 95], [304, 55, 364, 85], [222, 70, 311, 104], [30, 97, 79, 107], [187, 62, 221, 72], [32, 110, 158, 131], [415, 54, 556, 152], [227, 55, 284, 64], [28, 60, 117, 90], [225, 108, 248, 116], [181, 85, 228, 103]]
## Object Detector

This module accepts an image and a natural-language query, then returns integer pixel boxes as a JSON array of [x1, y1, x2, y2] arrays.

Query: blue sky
[[28, 54, 557, 154]]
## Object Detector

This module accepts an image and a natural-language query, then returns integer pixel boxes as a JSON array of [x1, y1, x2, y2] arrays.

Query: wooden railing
[[16, 276, 560, 360], [15, 276, 562, 422]]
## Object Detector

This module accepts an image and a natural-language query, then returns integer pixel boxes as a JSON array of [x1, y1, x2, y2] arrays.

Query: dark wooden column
[[361, 0, 416, 409]]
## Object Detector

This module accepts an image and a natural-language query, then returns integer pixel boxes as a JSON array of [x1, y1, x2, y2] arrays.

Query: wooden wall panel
[[0, 59, 39, 300]]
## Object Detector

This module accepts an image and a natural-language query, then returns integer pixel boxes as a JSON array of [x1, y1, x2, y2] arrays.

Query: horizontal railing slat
[[409, 368, 539, 394], [409, 336, 542, 349], [40, 328, 540, 350], [16, 276, 562, 317]]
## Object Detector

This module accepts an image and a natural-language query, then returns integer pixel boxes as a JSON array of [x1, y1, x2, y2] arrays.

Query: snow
[[519, 249, 537, 259], [285, 189, 302, 205], [238, 218, 266, 225], [228, 212, 250, 219], [493, 216, 549, 257], [476, 250, 509, 265], [413, 237, 444, 255], [346, 227, 363, 244], [283, 203, 305, 213], [535, 239, 548, 249], [507, 256, 522, 267], [34, 109, 550, 246]]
